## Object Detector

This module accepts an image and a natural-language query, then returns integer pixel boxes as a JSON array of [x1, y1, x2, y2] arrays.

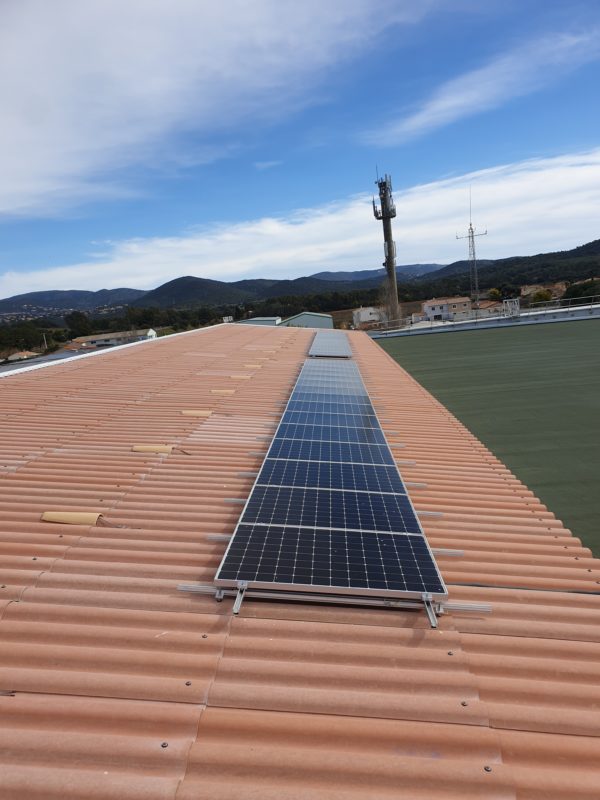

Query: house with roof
[[476, 299, 504, 316], [422, 296, 472, 321], [352, 306, 386, 328]]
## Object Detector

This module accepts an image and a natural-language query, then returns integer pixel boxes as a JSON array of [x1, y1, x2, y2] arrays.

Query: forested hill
[[1, 239, 599, 314]]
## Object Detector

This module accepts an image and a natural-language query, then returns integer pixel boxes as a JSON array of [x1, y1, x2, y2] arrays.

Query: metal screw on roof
[[447, 651, 454, 655], [484, 766, 492, 773], [185, 681, 192, 686], [461, 701, 469, 707], [0, 585, 5, 589], [202, 634, 208, 639], [161, 742, 169, 748], [32, 557, 37, 561]]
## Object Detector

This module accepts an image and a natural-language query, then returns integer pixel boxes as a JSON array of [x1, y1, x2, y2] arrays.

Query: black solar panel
[[277, 423, 387, 445], [217, 524, 446, 595], [267, 438, 396, 465], [286, 399, 374, 414], [241, 486, 420, 534], [282, 410, 379, 428], [214, 355, 447, 603], [256, 459, 408, 494]]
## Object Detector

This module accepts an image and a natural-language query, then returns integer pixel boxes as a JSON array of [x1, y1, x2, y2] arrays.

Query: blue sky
[[1, 0, 599, 297]]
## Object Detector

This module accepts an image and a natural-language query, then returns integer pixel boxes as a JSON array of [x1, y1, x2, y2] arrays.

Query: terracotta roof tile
[[0, 323, 598, 798]]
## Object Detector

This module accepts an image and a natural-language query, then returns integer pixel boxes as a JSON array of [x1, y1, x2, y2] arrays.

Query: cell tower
[[373, 174, 400, 326], [456, 188, 487, 313]]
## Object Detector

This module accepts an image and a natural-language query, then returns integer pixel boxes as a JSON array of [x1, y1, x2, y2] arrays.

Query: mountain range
[[1, 240, 599, 315], [0, 264, 444, 314]]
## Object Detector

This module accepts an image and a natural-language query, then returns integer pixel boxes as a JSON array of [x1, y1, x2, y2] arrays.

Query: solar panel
[[256, 459, 408, 494], [240, 486, 420, 534], [277, 423, 387, 445], [216, 525, 446, 595], [267, 438, 396, 466], [308, 330, 353, 358], [282, 410, 379, 428], [214, 352, 447, 621], [286, 398, 374, 414]]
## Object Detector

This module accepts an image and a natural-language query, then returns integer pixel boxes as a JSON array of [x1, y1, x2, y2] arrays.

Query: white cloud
[[254, 161, 283, 171], [0, 0, 432, 217], [2, 148, 600, 298], [365, 29, 600, 145]]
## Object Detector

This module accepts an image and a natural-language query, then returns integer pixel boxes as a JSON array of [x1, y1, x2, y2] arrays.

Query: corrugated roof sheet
[[1, 323, 599, 799]]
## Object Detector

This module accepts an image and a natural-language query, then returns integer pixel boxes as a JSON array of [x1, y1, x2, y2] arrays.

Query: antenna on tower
[[457, 187, 487, 315], [373, 173, 400, 327]]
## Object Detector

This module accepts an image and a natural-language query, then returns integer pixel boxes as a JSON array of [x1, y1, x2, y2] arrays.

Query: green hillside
[[379, 320, 600, 553]]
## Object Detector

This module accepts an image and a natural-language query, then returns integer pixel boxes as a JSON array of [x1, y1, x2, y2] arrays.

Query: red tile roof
[[1, 324, 599, 798]]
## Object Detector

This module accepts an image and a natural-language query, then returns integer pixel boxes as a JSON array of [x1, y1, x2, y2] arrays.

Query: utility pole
[[456, 188, 487, 319], [373, 174, 400, 327]]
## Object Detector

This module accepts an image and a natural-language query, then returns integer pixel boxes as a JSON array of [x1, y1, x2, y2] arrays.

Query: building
[[352, 306, 385, 328], [279, 311, 333, 329], [422, 296, 471, 321], [238, 313, 333, 328], [0, 324, 598, 797], [476, 299, 504, 316], [71, 328, 157, 348], [235, 316, 282, 326]]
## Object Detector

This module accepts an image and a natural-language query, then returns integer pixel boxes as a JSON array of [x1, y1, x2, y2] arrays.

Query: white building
[[352, 307, 386, 328], [422, 297, 471, 322]]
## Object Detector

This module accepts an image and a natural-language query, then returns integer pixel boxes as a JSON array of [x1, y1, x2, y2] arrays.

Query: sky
[[0, 0, 599, 298]]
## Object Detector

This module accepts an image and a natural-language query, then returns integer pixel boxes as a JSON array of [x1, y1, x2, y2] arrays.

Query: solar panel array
[[308, 330, 353, 358], [215, 353, 447, 603]]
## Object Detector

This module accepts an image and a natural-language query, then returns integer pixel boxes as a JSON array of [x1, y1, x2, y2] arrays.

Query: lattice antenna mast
[[456, 187, 487, 309], [373, 173, 400, 325]]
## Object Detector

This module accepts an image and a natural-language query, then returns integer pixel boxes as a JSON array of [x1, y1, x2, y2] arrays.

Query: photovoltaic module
[[214, 339, 447, 606]]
